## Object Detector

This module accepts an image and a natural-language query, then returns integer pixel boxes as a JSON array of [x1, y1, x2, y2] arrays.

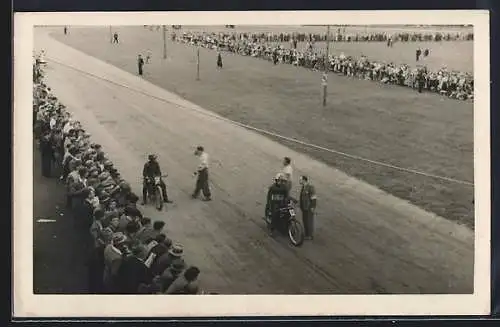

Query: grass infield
[[52, 26, 474, 228]]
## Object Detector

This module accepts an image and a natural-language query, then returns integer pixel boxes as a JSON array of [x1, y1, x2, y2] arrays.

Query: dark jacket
[[115, 255, 152, 294], [151, 253, 184, 277], [266, 183, 289, 213], [299, 183, 317, 212], [143, 161, 162, 178]]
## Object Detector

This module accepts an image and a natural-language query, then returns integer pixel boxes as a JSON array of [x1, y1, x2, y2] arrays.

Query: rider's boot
[[162, 189, 173, 203]]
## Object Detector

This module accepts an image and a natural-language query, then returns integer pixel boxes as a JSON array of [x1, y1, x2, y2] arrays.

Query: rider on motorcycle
[[265, 173, 294, 236], [141, 154, 172, 205]]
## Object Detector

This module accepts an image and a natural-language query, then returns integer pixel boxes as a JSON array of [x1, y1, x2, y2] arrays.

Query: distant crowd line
[[174, 32, 474, 101]]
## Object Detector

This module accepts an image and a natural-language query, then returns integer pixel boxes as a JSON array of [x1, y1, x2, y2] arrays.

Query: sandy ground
[[34, 28, 474, 294], [33, 142, 90, 294], [52, 26, 474, 227]]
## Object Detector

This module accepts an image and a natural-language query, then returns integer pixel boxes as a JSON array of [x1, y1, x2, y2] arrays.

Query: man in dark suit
[[115, 246, 152, 294], [299, 175, 317, 240], [137, 54, 145, 76]]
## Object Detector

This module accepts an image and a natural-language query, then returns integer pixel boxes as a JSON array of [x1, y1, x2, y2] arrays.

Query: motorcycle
[[144, 175, 167, 211], [263, 199, 305, 247]]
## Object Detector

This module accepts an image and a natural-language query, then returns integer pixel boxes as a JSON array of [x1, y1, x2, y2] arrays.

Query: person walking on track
[[137, 54, 145, 76], [217, 51, 223, 69], [113, 32, 119, 44], [191, 146, 212, 201], [299, 175, 317, 241]]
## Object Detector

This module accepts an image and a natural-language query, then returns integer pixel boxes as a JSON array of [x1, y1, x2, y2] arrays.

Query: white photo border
[[13, 10, 490, 317]]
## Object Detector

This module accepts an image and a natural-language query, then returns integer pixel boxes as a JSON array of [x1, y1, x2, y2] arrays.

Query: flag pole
[[322, 25, 330, 107], [196, 48, 200, 81], [162, 25, 167, 59]]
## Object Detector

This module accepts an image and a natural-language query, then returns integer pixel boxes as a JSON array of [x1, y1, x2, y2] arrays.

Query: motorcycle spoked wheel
[[154, 185, 164, 211], [287, 218, 305, 247]]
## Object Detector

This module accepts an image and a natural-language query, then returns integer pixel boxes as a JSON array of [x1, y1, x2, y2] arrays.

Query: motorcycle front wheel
[[155, 185, 164, 211], [288, 218, 304, 247]]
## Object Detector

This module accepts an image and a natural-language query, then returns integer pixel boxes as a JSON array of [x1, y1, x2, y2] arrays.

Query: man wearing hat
[[265, 173, 291, 236], [115, 245, 152, 294], [67, 166, 88, 209], [141, 154, 172, 205], [299, 175, 317, 241], [88, 226, 114, 294], [39, 130, 55, 177], [192, 146, 211, 201], [160, 258, 186, 292], [165, 266, 201, 294], [103, 232, 128, 293], [151, 243, 184, 276]]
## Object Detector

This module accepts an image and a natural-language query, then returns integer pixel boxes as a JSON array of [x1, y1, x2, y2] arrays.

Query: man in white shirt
[[281, 157, 293, 193], [191, 146, 212, 201]]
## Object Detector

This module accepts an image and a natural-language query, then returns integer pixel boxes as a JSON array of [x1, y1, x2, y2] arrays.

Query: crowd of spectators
[[175, 32, 473, 101], [178, 29, 473, 44], [33, 56, 204, 295]]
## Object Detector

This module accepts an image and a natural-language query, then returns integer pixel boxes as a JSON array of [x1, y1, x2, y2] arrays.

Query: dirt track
[[34, 28, 474, 294]]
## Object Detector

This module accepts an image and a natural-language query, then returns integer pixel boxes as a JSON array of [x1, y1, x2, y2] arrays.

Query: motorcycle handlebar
[[143, 174, 168, 180]]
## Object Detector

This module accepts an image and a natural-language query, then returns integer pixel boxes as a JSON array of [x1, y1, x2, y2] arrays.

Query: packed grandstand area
[[33, 58, 204, 295]]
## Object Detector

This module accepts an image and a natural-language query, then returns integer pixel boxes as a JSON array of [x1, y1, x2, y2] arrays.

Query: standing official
[[113, 32, 119, 44], [416, 48, 422, 61], [137, 54, 145, 76], [192, 146, 212, 201], [299, 175, 317, 241], [39, 131, 55, 177], [216, 51, 223, 69]]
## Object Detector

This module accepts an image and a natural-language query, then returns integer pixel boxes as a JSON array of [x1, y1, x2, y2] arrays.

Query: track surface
[[34, 28, 474, 294], [52, 26, 474, 228]]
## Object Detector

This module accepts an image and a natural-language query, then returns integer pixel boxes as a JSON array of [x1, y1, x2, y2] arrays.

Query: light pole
[[322, 25, 331, 107], [162, 25, 167, 59], [109, 26, 113, 43], [196, 47, 200, 81]]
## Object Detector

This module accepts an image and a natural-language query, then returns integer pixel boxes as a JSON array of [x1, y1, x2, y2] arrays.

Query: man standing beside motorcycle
[[299, 175, 317, 241], [191, 146, 212, 201], [265, 173, 292, 236], [141, 154, 172, 205]]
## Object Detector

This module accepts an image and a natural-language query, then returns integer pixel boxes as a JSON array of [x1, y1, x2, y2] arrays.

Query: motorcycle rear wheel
[[155, 185, 164, 211], [288, 218, 304, 247]]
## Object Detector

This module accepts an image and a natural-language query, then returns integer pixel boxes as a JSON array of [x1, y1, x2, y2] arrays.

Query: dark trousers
[[418, 81, 424, 93], [193, 168, 211, 199], [301, 209, 315, 238], [142, 179, 169, 203], [41, 151, 52, 177], [138, 65, 143, 75], [88, 246, 105, 294]]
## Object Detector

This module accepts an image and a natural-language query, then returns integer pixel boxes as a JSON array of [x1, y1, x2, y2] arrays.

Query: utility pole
[[322, 25, 330, 107], [196, 48, 200, 81], [162, 25, 167, 59]]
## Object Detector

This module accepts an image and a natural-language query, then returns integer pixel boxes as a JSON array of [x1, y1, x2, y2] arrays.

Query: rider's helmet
[[148, 154, 157, 161]]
